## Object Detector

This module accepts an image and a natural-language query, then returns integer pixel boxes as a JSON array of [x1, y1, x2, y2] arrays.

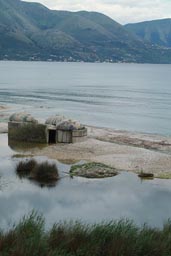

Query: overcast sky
[[25, 0, 171, 24]]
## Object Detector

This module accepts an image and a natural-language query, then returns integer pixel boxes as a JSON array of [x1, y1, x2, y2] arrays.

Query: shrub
[[16, 159, 37, 176], [16, 159, 59, 183], [31, 161, 59, 182]]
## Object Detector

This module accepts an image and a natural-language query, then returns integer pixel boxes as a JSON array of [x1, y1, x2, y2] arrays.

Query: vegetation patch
[[16, 159, 59, 183], [16, 159, 37, 176], [70, 162, 118, 178], [156, 172, 171, 179], [1, 213, 171, 256], [29, 161, 59, 182]]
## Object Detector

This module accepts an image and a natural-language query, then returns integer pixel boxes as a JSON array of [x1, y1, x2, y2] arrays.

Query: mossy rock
[[70, 162, 118, 178]]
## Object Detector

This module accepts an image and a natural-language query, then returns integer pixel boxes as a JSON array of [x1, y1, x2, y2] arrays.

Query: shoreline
[[1, 106, 171, 178], [31, 126, 171, 178], [1, 123, 171, 178]]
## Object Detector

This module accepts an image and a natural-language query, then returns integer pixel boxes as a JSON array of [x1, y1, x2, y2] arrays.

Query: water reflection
[[8, 139, 47, 152], [16, 171, 59, 189], [1, 134, 171, 230], [15, 158, 60, 189]]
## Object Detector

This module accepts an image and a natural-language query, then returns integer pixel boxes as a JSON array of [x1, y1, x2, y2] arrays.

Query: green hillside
[[0, 0, 171, 63], [125, 19, 171, 48]]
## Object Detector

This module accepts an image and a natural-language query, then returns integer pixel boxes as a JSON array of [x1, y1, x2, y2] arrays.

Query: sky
[[25, 0, 171, 24]]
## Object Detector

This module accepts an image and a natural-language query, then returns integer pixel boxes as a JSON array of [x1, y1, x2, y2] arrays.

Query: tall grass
[[16, 159, 37, 175], [16, 160, 59, 182], [1, 213, 171, 256], [30, 161, 59, 182]]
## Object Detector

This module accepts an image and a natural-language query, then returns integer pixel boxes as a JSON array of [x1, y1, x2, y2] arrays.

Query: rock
[[70, 162, 118, 178], [138, 172, 154, 179]]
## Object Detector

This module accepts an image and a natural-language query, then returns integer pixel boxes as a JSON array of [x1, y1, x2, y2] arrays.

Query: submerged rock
[[138, 172, 154, 179], [70, 162, 118, 178]]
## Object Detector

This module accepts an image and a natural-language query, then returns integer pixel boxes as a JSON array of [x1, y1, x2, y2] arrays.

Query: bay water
[[0, 61, 171, 135]]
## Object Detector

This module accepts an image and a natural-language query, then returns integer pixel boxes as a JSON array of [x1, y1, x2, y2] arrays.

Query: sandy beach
[[0, 105, 9, 133], [1, 106, 171, 178], [29, 126, 171, 178], [0, 106, 7, 110]]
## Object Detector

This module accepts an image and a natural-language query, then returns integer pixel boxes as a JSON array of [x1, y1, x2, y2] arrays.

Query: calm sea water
[[0, 61, 171, 135]]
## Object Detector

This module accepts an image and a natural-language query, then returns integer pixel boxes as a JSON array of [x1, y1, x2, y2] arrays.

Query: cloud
[[25, 0, 171, 24]]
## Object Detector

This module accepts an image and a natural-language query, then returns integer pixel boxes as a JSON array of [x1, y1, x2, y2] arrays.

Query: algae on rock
[[70, 162, 118, 178]]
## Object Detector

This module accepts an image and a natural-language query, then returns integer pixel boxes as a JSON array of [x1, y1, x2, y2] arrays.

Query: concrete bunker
[[45, 115, 66, 144], [57, 120, 87, 143], [8, 113, 87, 144], [8, 112, 48, 144], [48, 129, 56, 144]]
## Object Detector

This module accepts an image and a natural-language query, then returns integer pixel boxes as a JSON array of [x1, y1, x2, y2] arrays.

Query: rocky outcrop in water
[[70, 162, 118, 178]]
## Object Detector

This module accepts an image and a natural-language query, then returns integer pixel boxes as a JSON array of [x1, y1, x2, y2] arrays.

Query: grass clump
[[30, 161, 59, 182], [16, 159, 59, 184], [16, 159, 37, 175], [1, 214, 171, 256], [0, 212, 47, 256]]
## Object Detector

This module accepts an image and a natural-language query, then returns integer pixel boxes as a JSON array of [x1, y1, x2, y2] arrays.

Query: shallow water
[[0, 61, 171, 135], [1, 134, 171, 230]]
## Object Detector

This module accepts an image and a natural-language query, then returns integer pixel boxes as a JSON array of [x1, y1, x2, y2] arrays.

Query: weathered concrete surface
[[8, 122, 47, 143]]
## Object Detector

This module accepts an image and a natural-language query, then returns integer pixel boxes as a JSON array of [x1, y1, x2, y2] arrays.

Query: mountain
[[0, 0, 171, 63], [125, 19, 171, 48]]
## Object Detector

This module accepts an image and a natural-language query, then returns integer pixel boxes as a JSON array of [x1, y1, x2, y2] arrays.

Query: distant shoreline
[[0, 59, 171, 65]]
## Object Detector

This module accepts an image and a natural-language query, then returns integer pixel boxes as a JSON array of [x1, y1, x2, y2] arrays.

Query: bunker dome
[[45, 115, 66, 127], [9, 112, 38, 123], [57, 120, 84, 131], [56, 119, 87, 143], [45, 115, 66, 143]]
